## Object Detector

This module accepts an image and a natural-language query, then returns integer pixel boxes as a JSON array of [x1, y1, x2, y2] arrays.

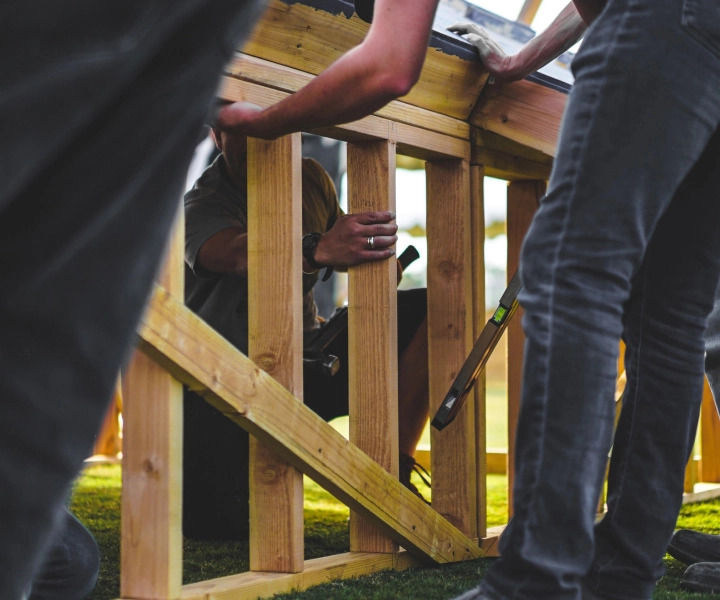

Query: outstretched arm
[[217, 0, 439, 139], [449, 2, 586, 82]]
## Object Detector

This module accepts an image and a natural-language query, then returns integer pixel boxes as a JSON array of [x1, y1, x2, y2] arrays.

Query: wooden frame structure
[[116, 1, 720, 598]]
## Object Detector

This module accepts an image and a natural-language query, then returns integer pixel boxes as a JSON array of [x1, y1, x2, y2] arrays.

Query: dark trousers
[[480, 1, 720, 598], [0, 2, 264, 597]]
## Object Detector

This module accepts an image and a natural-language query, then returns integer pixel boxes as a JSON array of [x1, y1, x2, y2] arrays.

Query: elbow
[[375, 67, 421, 100]]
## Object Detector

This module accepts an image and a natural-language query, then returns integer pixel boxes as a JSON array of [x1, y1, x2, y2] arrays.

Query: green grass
[[71, 462, 720, 600]]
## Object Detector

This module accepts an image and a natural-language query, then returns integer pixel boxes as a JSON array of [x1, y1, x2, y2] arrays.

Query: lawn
[[72, 461, 720, 600]]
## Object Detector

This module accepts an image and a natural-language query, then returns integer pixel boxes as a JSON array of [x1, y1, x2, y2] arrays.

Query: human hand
[[314, 211, 398, 268], [215, 101, 279, 139], [447, 23, 516, 80]]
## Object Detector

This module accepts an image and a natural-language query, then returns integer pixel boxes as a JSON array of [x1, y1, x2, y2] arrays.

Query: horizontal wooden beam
[[241, 0, 487, 120], [220, 77, 470, 160], [228, 54, 471, 141], [470, 79, 567, 157], [138, 286, 484, 564], [472, 129, 553, 181], [178, 552, 421, 600]]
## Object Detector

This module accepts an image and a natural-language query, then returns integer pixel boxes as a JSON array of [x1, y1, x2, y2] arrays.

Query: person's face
[[212, 129, 247, 177]]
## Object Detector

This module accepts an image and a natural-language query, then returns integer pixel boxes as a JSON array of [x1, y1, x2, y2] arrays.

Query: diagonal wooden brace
[[138, 285, 484, 564]]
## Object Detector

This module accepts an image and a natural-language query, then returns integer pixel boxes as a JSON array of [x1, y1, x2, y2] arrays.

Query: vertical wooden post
[[470, 165, 487, 538], [517, 0, 543, 24], [121, 204, 184, 599], [247, 134, 304, 572], [347, 139, 398, 554], [700, 377, 720, 483], [506, 180, 543, 515], [427, 159, 476, 537]]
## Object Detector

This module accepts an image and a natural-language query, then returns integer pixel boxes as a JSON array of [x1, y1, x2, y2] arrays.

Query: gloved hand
[[447, 22, 512, 80]]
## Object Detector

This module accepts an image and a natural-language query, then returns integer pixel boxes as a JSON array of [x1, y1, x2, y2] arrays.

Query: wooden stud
[[700, 377, 720, 483], [138, 286, 484, 563], [517, 0, 544, 24], [470, 165, 488, 538], [121, 204, 184, 599], [220, 77, 470, 161], [347, 140, 398, 554], [247, 135, 304, 572], [228, 54, 471, 141], [426, 159, 476, 537], [506, 181, 544, 515]]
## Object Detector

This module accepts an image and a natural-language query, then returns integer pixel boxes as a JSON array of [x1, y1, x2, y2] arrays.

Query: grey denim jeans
[[478, 0, 720, 598], [0, 2, 264, 598]]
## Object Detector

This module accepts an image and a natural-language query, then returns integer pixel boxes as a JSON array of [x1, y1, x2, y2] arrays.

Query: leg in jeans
[[474, 1, 720, 598], [0, 1, 264, 597], [588, 127, 720, 599]]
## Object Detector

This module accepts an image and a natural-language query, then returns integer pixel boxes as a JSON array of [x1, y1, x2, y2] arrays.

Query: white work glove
[[447, 22, 510, 79]]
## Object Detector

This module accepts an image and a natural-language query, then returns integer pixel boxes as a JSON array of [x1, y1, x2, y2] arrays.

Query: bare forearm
[[505, 3, 586, 80], [217, 0, 439, 139], [196, 227, 248, 275]]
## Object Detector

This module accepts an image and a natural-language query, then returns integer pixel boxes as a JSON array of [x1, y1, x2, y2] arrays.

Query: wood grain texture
[[241, 1, 487, 120], [700, 377, 720, 483], [426, 159, 476, 536], [121, 206, 184, 599], [247, 135, 304, 572], [137, 286, 484, 564], [178, 551, 421, 600], [472, 128, 553, 181], [506, 181, 543, 514], [228, 53, 471, 141], [219, 77, 470, 161], [347, 140, 398, 554], [471, 79, 567, 157]]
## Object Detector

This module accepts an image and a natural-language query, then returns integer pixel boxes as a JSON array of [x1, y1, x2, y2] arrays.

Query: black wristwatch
[[302, 232, 324, 270], [302, 232, 334, 281]]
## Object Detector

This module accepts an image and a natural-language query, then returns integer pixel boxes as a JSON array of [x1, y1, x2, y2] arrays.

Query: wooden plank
[[92, 381, 122, 457], [138, 287, 484, 563], [517, 0, 544, 24], [178, 551, 420, 600], [506, 181, 543, 515], [219, 77, 469, 161], [347, 140, 398, 554], [700, 376, 720, 483], [471, 79, 567, 157], [426, 159, 476, 537], [472, 129, 553, 181], [228, 53, 471, 141], [121, 205, 184, 599], [241, 1, 486, 120], [470, 165, 488, 538], [247, 135, 304, 572]]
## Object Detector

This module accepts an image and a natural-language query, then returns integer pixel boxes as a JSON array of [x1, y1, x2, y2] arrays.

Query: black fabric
[[354, 0, 374, 22], [183, 287, 427, 540]]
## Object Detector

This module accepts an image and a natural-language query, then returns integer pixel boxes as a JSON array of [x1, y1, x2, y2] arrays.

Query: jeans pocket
[[682, 0, 720, 58]]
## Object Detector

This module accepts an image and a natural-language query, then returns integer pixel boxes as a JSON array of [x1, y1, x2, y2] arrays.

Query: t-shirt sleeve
[[184, 187, 243, 275]]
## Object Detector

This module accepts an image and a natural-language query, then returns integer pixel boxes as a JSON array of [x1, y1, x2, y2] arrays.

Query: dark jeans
[[0, 2, 264, 598], [29, 508, 99, 600], [479, 1, 720, 598], [183, 288, 427, 540]]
